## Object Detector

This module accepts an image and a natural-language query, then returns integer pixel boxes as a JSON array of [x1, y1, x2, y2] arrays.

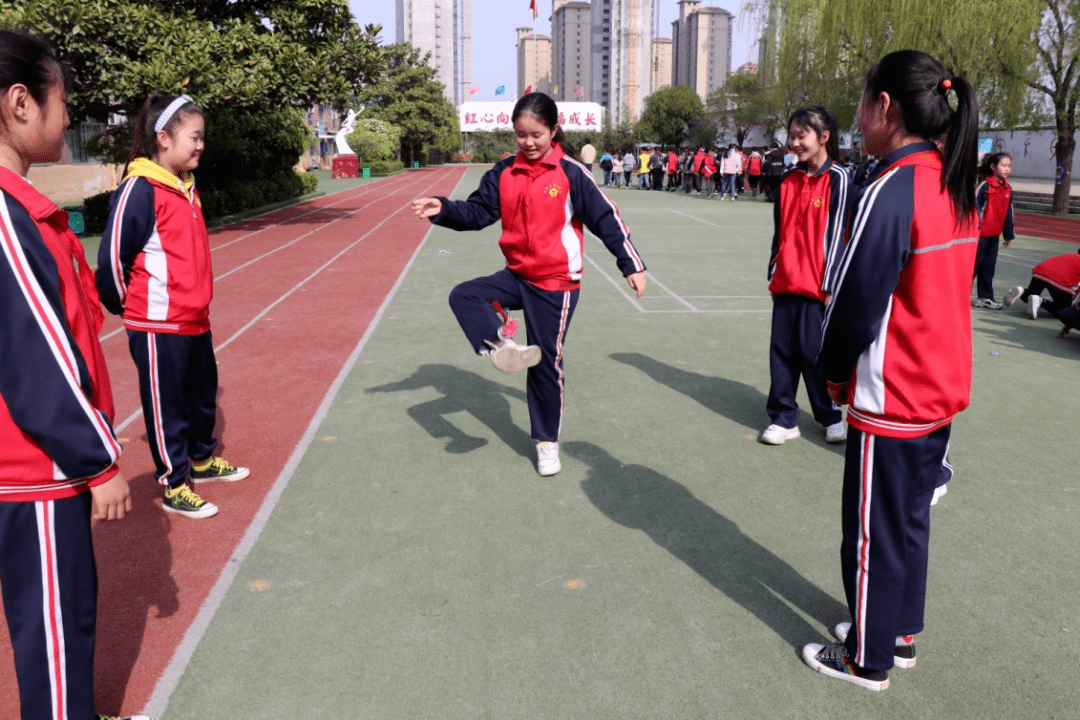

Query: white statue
[[321, 109, 359, 155]]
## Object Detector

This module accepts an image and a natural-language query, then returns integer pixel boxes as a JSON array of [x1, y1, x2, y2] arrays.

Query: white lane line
[[113, 167, 459, 433], [139, 167, 466, 720]]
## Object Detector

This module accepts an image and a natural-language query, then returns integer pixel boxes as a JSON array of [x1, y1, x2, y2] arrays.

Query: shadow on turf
[[973, 314, 1080, 360], [610, 352, 843, 454], [565, 441, 846, 649], [366, 364, 534, 458]]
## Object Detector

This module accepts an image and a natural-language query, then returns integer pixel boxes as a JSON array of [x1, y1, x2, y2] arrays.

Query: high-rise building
[[671, 0, 732, 102], [652, 36, 672, 93], [607, 0, 655, 125], [517, 27, 552, 96], [590, 0, 614, 111], [396, 0, 471, 105], [551, 0, 593, 102]]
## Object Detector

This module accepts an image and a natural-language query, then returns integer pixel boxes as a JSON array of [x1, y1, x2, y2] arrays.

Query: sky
[[350, 0, 760, 103]]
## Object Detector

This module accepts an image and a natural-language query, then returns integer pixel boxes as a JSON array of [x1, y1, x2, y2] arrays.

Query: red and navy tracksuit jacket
[[819, 143, 978, 438], [0, 166, 121, 499], [768, 158, 851, 302], [432, 145, 644, 288], [975, 175, 1014, 241], [0, 165, 122, 719], [96, 157, 213, 334]]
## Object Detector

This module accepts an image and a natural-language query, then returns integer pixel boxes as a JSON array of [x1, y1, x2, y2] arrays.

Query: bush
[[348, 118, 400, 161], [364, 159, 404, 174], [83, 191, 112, 236], [298, 171, 318, 194]]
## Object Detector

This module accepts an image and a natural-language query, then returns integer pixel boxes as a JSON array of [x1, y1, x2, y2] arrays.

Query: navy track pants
[[973, 235, 1000, 300], [0, 494, 97, 720], [449, 269, 579, 442], [841, 424, 951, 671], [128, 330, 218, 488], [767, 294, 842, 429]]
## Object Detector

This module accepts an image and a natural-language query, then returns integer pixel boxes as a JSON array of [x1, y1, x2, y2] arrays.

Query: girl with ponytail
[[805, 50, 981, 691], [411, 91, 646, 477]]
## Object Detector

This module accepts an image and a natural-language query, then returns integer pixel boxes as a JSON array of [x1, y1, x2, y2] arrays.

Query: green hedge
[[364, 159, 404, 175], [298, 171, 318, 195], [83, 191, 112, 236]]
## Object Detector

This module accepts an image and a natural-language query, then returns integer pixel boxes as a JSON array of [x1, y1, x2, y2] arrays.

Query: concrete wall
[[26, 163, 123, 206], [982, 129, 1080, 182]]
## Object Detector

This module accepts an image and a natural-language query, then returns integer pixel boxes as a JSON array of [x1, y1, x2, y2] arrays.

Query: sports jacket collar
[[124, 157, 196, 201], [795, 156, 835, 177], [511, 145, 565, 175], [0, 165, 59, 221], [869, 141, 938, 182]]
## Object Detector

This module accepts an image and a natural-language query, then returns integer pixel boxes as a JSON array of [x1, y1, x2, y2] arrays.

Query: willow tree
[[756, 0, 1080, 213]]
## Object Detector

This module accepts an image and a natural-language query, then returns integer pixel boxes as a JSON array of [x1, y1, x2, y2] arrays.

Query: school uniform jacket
[[1032, 252, 1080, 295], [975, 175, 1014, 240], [768, 158, 852, 301], [818, 142, 979, 439], [0, 167, 121, 500], [431, 146, 645, 291], [96, 158, 213, 335]]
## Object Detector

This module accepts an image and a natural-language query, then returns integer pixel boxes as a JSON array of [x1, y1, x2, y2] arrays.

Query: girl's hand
[[1004, 239, 1011, 247], [412, 198, 442, 219], [91, 472, 132, 521], [626, 272, 647, 298]]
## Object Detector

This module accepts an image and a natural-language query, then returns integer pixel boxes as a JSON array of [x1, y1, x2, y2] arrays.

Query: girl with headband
[[97, 94, 249, 520]]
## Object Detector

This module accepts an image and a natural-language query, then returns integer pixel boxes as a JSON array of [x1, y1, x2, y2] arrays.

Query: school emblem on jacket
[[544, 182, 563, 198], [811, 197, 825, 208]]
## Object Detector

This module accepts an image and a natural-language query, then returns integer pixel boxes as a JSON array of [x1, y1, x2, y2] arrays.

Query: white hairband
[[154, 95, 194, 133]]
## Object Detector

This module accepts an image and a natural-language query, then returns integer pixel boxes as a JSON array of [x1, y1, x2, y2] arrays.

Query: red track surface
[[0, 166, 466, 717], [1014, 211, 1080, 243]]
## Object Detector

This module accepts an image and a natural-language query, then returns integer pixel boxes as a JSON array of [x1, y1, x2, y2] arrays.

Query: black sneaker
[[190, 456, 250, 482], [802, 642, 889, 691], [834, 622, 916, 668], [162, 484, 219, 519]]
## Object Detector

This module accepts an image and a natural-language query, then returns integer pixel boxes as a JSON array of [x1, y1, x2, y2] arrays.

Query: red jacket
[[819, 143, 978, 439], [975, 175, 1014, 240], [693, 151, 705, 173], [432, 146, 644, 290], [97, 158, 213, 335], [1032, 252, 1080, 295], [769, 159, 851, 301], [667, 152, 678, 173], [0, 167, 121, 500]]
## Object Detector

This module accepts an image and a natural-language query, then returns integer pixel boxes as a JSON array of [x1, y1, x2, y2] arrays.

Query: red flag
[[529, 0, 537, 19], [525, 85, 532, 95], [574, 86, 584, 98]]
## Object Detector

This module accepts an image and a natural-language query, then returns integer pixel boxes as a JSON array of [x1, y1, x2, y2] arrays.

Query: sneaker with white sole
[[760, 424, 800, 445], [162, 484, 218, 519], [96, 714, 154, 720], [972, 297, 1002, 309], [833, 621, 917, 669], [190, 456, 249, 482], [536, 441, 561, 476], [1030, 295, 1042, 319], [825, 421, 847, 443], [1003, 285, 1024, 307], [802, 642, 890, 691], [930, 483, 948, 506], [487, 341, 542, 373]]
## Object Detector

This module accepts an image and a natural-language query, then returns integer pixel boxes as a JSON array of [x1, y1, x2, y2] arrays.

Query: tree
[[348, 118, 401, 162], [707, 73, 782, 147], [757, 0, 1080, 213], [634, 85, 705, 147], [357, 43, 461, 165], [0, 0, 385, 121], [600, 118, 636, 153]]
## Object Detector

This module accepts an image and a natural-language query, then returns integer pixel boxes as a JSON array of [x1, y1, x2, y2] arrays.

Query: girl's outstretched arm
[[412, 197, 442, 218]]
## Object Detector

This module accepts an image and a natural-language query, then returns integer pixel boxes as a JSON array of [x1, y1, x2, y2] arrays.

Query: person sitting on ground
[[1003, 249, 1080, 320]]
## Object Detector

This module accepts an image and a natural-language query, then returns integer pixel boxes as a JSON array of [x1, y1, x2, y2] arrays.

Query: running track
[[1014, 212, 1080, 243], [0, 166, 467, 717]]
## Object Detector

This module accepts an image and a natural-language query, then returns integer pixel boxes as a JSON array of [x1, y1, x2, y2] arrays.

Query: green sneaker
[[190, 456, 250, 482], [163, 484, 219, 519]]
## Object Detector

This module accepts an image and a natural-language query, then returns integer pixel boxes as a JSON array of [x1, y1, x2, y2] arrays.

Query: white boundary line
[[114, 168, 458, 433], [140, 168, 468, 719]]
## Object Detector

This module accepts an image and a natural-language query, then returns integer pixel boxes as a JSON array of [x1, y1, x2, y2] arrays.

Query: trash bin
[[63, 206, 86, 236], [362, 168, 371, 179]]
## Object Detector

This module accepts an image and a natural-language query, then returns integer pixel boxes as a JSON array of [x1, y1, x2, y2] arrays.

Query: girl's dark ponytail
[[979, 151, 1011, 180], [512, 92, 579, 161], [865, 51, 979, 218]]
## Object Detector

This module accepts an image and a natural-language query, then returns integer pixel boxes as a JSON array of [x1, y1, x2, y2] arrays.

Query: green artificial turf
[[163, 170, 1079, 719]]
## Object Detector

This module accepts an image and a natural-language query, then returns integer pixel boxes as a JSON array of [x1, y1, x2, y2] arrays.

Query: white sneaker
[[536, 441, 561, 476], [760, 424, 801, 445], [1030, 295, 1042, 320], [931, 483, 948, 506], [487, 341, 542, 373], [1003, 285, 1024, 307], [825, 421, 847, 443]]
